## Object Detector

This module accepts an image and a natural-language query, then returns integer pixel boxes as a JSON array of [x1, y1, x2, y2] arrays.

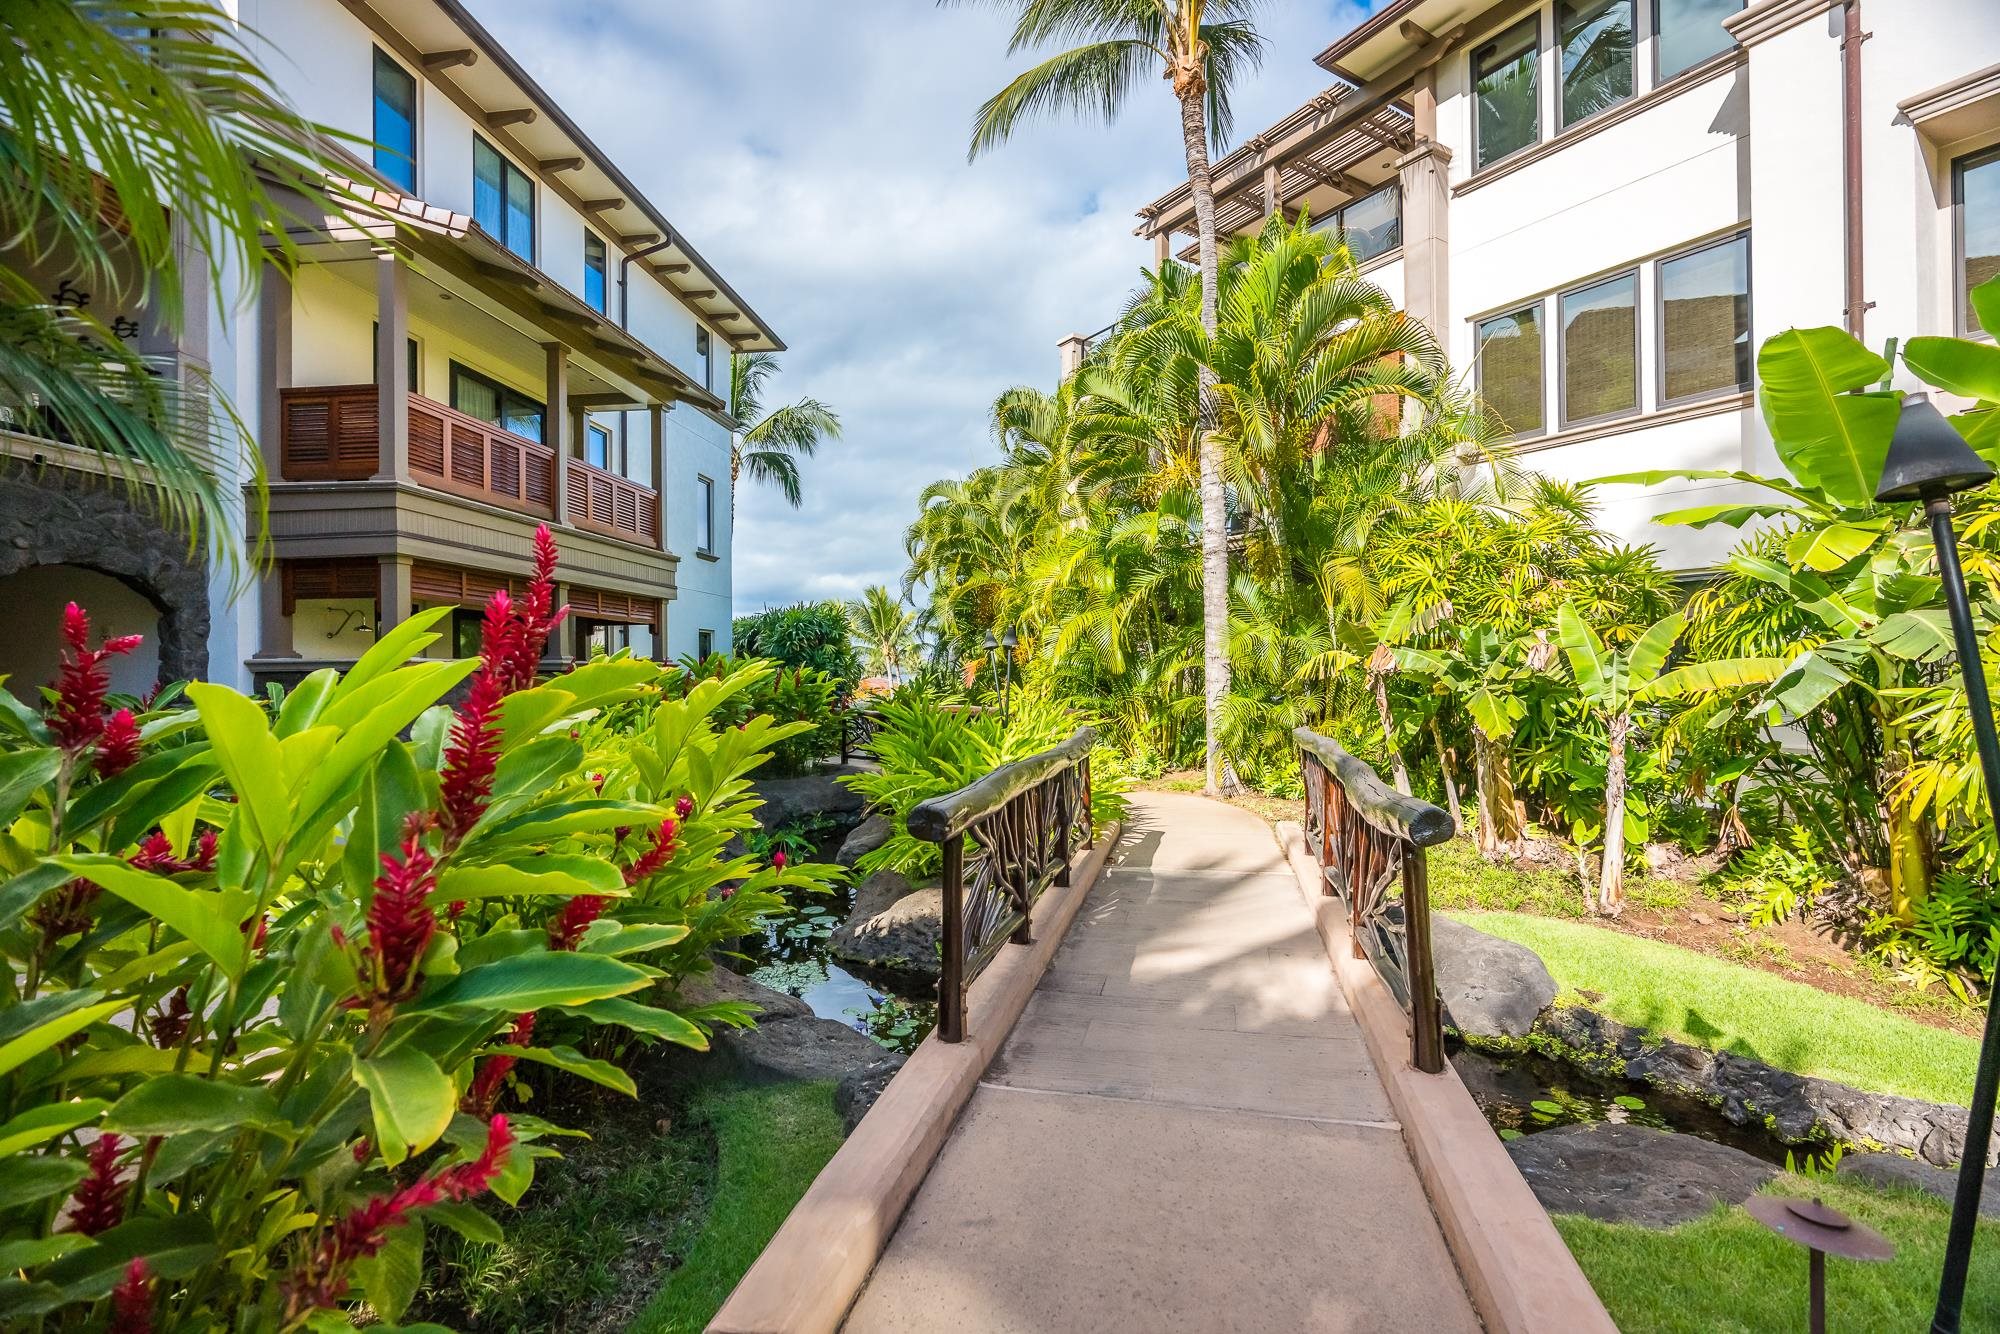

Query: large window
[[1326, 184, 1402, 263], [473, 137, 534, 262], [584, 231, 607, 313], [1560, 0, 1635, 128], [372, 49, 416, 191], [1560, 271, 1639, 426], [1958, 148, 2000, 335], [1474, 17, 1541, 171], [1659, 233, 1750, 402], [696, 474, 716, 554], [1655, 0, 1744, 81], [585, 422, 613, 469], [450, 363, 545, 444], [1476, 304, 1545, 437]]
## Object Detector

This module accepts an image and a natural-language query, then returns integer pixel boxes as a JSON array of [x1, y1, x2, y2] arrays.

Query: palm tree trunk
[[1597, 711, 1630, 915], [1178, 88, 1231, 798], [1372, 674, 1410, 795], [1429, 715, 1463, 833]]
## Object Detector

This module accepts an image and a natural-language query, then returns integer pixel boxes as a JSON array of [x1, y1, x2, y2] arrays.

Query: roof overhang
[[1314, 0, 1522, 82], [338, 0, 783, 354]]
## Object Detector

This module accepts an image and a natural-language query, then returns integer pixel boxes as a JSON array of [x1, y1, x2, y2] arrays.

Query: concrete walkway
[[843, 792, 1481, 1333]]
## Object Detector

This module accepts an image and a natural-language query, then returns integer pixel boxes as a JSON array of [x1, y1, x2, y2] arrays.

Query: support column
[[1057, 334, 1090, 379], [648, 403, 668, 553], [257, 264, 292, 479], [1396, 66, 1453, 347], [1262, 164, 1280, 220], [257, 565, 297, 660], [373, 252, 409, 482], [545, 342, 570, 524], [546, 580, 573, 670], [376, 554, 413, 638], [1154, 230, 1170, 267]]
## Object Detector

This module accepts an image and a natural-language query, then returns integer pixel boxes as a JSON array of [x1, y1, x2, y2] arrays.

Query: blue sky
[[463, 1, 1382, 617]]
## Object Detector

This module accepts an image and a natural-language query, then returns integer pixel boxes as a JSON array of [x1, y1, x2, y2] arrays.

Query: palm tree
[[850, 585, 920, 683], [956, 0, 1266, 795], [1, 2, 343, 577], [728, 351, 841, 508]]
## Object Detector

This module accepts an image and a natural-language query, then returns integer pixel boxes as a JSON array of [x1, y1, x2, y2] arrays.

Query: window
[[1560, 270, 1639, 426], [370, 322, 420, 391], [1659, 233, 1751, 402], [1474, 17, 1540, 170], [695, 326, 712, 390], [697, 628, 715, 659], [1475, 304, 1545, 437], [696, 474, 716, 554], [1655, 0, 1743, 81], [1957, 148, 2000, 335], [372, 49, 416, 191], [584, 231, 607, 313], [473, 137, 534, 262], [1560, 0, 1635, 128], [1318, 184, 1402, 263], [586, 422, 611, 469], [450, 363, 545, 443]]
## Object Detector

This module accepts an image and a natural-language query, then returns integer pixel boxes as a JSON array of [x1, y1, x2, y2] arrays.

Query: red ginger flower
[[64, 1134, 127, 1235], [283, 1116, 513, 1319], [31, 881, 101, 941], [360, 818, 438, 1003], [547, 894, 608, 951], [497, 525, 568, 693], [49, 603, 141, 754], [624, 818, 678, 887], [772, 850, 787, 870], [96, 708, 141, 777], [676, 793, 694, 820], [110, 1257, 154, 1334], [439, 655, 505, 845], [129, 829, 217, 874], [149, 987, 191, 1049], [465, 1012, 536, 1114]]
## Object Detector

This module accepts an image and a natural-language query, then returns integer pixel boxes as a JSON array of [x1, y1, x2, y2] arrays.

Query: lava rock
[[1505, 1123, 1778, 1227], [835, 1053, 909, 1134], [830, 875, 943, 980], [1837, 1151, 2000, 1217], [752, 768, 868, 833], [670, 964, 812, 1021], [836, 813, 894, 868], [716, 1015, 884, 1084], [1432, 917, 1559, 1039]]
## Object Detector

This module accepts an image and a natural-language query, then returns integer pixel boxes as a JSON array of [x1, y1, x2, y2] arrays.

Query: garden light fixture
[[1744, 1196, 1893, 1334], [1874, 393, 2000, 1334]]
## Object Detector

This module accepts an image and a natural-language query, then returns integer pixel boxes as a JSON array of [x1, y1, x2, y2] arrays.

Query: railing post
[[939, 832, 966, 1043], [1055, 768, 1074, 888], [1403, 844, 1445, 1074], [1012, 796, 1036, 946]]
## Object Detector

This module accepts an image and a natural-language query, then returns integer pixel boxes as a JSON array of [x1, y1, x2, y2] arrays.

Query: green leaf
[[433, 856, 625, 906], [0, 864, 75, 934], [1868, 609, 1957, 663], [1651, 501, 1799, 529], [579, 923, 691, 957], [473, 800, 669, 847], [353, 1048, 455, 1168], [1555, 604, 1610, 704], [43, 1215, 215, 1300], [1904, 334, 2000, 403], [1756, 327, 1899, 506], [0, 1101, 110, 1157], [301, 659, 478, 819], [332, 605, 453, 699], [0, 995, 127, 1080], [186, 682, 292, 854], [344, 740, 427, 902], [498, 1043, 638, 1097], [0, 1156, 87, 1211], [404, 952, 653, 1015], [1758, 650, 1855, 722], [1627, 612, 1687, 686], [421, 1201, 504, 1245], [353, 1218, 423, 1323], [0, 748, 59, 828], [103, 1074, 287, 1137], [54, 855, 249, 977], [558, 997, 710, 1050], [1612, 1094, 1646, 1110], [1638, 656, 1788, 701], [0, 1235, 90, 1273], [1784, 520, 1884, 572]]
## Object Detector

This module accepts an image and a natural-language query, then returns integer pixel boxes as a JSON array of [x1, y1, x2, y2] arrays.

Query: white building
[[0, 0, 775, 692], [1125, 0, 2000, 571]]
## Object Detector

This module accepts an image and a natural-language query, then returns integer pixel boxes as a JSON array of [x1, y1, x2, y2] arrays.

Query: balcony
[[566, 458, 661, 545]]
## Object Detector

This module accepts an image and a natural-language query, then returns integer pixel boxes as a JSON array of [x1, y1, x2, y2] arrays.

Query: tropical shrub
[[675, 653, 840, 778], [0, 528, 818, 1330], [731, 603, 862, 695]]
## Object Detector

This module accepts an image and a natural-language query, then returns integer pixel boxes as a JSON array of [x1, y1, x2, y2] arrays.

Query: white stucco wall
[[656, 407, 735, 660]]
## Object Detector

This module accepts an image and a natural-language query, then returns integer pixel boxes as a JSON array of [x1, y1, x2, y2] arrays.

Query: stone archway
[[0, 460, 210, 684]]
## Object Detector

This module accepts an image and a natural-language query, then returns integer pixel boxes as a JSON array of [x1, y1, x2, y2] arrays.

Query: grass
[[1426, 836, 1691, 917], [416, 1076, 844, 1332], [1557, 1173, 2000, 1332], [1455, 911, 1982, 1106], [629, 1079, 847, 1333]]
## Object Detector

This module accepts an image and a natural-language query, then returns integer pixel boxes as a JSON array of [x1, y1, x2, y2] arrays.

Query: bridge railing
[[907, 727, 1096, 1042], [1294, 727, 1454, 1074]]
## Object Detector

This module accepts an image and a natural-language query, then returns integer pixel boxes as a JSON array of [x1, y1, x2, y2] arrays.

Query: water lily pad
[[1530, 1099, 1565, 1116], [1498, 1128, 1523, 1141], [1613, 1094, 1646, 1110]]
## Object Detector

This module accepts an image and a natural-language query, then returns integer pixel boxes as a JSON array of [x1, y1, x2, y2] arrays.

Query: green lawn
[[1559, 1173, 2000, 1332], [630, 1079, 847, 1333], [1453, 911, 1981, 1107]]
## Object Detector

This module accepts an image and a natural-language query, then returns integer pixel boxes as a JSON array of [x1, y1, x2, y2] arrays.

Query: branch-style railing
[[838, 702, 879, 765], [1294, 727, 1455, 1074], [907, 728, 1095, 1043]]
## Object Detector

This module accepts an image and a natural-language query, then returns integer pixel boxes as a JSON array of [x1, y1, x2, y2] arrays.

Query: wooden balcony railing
[[1295, 727, 1454, 1074], [907, 728, 1096, 1043], [566, 457, 660, 545]]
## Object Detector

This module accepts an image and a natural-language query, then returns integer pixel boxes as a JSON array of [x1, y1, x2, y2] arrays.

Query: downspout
[[1842, 0, 1870, 338], [616, 234, 675, 478]]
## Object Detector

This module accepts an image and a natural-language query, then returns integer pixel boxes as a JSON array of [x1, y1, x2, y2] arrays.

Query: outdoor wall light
[[1875, 394, 2000, 1334]]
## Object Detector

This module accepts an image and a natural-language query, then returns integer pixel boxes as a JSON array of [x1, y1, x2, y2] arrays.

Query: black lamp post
[[1875, 393, 2000, 1334]]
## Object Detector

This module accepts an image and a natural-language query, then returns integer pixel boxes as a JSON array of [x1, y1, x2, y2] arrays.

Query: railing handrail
[[1293, 727, 1453, 848], [907, 727, 1096, 844]]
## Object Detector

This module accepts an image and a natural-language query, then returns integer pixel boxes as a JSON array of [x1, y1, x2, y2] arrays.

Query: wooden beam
[[653, 262, 690, 274], [486, 108, 537, 129], [539, 156, 586, 173], [683, 289, 716, 301], [421, 48, 477, 69], [581, 197, 626, 212], [716, 313, 742, 323], [618, 233, 662, 248], [1398, 19, 1436, 47], [474, 261, 540, 289]]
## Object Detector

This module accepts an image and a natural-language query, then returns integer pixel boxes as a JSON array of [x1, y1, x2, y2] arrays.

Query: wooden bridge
[[714, 733, 1611, 1334]]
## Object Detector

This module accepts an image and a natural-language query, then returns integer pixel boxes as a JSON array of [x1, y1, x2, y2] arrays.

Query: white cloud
[[462, 0, 1381, 617]]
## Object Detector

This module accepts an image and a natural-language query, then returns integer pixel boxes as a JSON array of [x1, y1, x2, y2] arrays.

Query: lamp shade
[[1876, 394, 1994, 503], [1001, 629, 1018, 649], [982, 631, 997, 650]]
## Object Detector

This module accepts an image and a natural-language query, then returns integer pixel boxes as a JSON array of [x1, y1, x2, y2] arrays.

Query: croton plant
[[0, 526, 829, 1330]]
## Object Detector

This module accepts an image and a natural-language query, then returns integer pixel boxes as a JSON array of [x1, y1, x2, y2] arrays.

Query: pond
[[1450, 1043, 1828, 1168], [737, 875, 937, 1055]]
